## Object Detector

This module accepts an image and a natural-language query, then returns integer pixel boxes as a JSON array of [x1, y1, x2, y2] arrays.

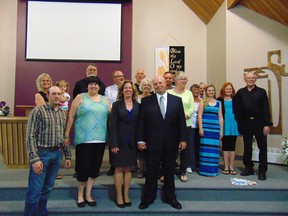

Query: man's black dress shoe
[[258, 173, 267, 180], [240, 168, 254, 176], [77, 201, 86, 208], [84, 199, 97, 207], [167, 199, 182, 210], [106, 166, 115, 176], [138, 202, 149, 210]]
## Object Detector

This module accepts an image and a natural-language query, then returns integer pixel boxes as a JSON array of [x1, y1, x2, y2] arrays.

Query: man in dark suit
[[73, 64, 105, 98], [137, 76, 187, 210]]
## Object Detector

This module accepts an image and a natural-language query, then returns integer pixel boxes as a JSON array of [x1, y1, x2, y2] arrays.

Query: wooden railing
[[0, 116, 29, 168]]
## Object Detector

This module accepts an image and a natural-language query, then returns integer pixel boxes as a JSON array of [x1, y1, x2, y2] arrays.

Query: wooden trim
[[227, 0, 239, 9], [0, 117, 29, 167]]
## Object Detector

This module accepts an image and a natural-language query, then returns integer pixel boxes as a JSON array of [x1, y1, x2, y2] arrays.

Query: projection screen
[[26, 1, 122, 61]]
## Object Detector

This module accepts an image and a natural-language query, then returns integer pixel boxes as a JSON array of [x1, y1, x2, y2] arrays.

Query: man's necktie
[[159, 95, 165, 118]]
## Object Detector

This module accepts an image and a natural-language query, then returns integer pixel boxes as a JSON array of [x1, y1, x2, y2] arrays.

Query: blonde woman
[[136, 78, 153, 178], [35, 73, 53, 106], [198, 84, 223, 177]]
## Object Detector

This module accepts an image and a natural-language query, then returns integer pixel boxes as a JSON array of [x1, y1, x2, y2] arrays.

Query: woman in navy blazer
[[109, 80, 140, 208]]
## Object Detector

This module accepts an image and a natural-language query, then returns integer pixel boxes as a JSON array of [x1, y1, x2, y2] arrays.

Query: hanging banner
[[155, 47, 170, 76], [169, 46, 184, 72], [155, 46, 185, 76]]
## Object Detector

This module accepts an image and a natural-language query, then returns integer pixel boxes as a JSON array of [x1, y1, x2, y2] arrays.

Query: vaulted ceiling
[[182, 0, 288, 26]]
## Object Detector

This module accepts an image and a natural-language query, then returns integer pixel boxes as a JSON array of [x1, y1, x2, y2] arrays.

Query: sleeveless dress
[[199, 100, 221, 176], [39, 91, 48, 102], [74, 93, 109, 145], [223, 100, 239, 136]]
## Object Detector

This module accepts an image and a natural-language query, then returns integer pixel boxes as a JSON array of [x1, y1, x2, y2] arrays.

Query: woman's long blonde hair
[[36, 73, 53, 91], [203, 84, 216, 107]]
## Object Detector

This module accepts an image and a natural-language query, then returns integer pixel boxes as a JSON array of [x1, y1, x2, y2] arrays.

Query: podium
[[16, 105, 35, 117], [0, 116, 29, 168]]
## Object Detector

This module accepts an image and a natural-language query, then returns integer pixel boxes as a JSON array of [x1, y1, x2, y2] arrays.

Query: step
[[0, 200, 288, 215], [1, 185, 288, 202]]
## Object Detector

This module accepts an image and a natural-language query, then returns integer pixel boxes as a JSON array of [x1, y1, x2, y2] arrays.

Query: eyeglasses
[[114, 75, 124, 78]]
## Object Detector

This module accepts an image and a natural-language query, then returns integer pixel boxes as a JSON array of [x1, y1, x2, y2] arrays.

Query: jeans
[[24, 149, 62, 216]]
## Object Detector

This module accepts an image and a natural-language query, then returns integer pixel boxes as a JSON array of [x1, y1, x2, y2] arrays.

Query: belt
[[37, 146, 60, 151]]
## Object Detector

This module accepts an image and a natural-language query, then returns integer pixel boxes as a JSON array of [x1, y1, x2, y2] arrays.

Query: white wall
[[0, 0, 17, 115], [132, 0, 207, 88], [207, 1, 226, 92], [226, 4, 288, 149]]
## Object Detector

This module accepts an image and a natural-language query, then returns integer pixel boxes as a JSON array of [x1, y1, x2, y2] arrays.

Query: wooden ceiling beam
[[183, 0, 288, 26], [227, 0, 240, 9], [182, 0, 225, 25], [239, 0, 288, 26]]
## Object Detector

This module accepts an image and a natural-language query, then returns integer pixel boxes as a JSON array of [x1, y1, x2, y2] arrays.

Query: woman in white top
[[187, 84, 201, 173], [136, 78, 154, 178]]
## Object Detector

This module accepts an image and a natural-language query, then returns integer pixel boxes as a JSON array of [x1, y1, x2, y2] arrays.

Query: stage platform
[[0, 148, 288, 215]]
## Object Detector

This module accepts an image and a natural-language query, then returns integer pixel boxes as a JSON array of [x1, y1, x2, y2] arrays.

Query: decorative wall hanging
[[155, 46, 185, 77]]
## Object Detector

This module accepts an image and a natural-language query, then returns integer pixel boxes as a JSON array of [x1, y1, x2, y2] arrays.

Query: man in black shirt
[[73, 64, 105, 98], [235, 72, 272, 180]]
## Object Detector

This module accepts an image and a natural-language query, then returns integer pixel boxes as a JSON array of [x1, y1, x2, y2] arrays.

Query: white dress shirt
[[105, 84, 118, 106]]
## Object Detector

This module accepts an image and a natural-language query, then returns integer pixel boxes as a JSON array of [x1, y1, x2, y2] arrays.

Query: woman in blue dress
[[198, 84, 223, 176], [218, 82, 240, 175]]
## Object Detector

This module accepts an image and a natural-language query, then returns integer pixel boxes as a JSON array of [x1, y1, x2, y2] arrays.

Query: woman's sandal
[[229, 170, 237, 175], [56, 174, 63, 179], [222, 170, 229, 175], [180, 173, 188, 182]]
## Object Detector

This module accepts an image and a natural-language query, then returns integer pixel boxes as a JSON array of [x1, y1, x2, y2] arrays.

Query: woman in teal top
[[218, 82, 239, 175], [64, 76, 111, 208], [168, 72, 194, 182]]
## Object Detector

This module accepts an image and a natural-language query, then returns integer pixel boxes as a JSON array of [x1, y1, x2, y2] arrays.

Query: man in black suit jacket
[[73, 64, 105, 98], [137, 76, 187, 210]]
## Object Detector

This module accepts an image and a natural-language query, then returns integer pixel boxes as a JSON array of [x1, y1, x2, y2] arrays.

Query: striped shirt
[[26, 103, 71, 164]]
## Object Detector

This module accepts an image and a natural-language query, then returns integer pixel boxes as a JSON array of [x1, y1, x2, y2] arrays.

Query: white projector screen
[[26, 1, 122, 61]]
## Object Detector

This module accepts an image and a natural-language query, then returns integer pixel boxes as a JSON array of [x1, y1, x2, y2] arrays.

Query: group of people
[[24, 64, 272, 215]]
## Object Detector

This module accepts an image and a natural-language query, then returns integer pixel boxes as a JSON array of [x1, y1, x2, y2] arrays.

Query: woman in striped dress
[[198, 84, 223, 176]]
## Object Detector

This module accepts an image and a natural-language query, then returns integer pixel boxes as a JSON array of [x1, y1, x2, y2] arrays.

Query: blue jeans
[[24, 149, 62, 216]]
